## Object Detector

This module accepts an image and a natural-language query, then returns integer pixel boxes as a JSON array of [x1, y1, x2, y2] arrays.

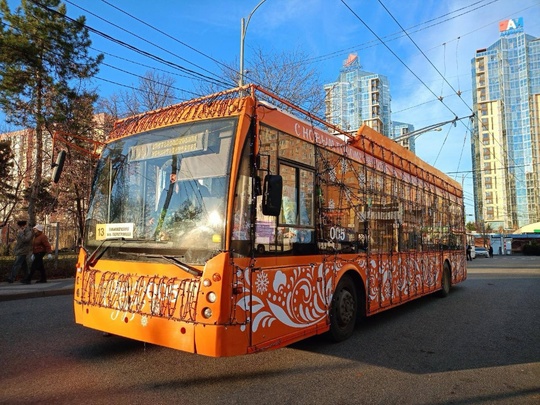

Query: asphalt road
[[0, 256, 539, 404]]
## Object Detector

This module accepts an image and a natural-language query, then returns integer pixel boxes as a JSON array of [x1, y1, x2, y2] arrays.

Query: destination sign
[[96, 223, 134, 240], [128, 132, 206, 161]]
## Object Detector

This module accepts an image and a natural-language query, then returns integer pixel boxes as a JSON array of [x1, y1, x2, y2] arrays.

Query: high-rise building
[[471, 18, 540, 231], [324, 54, 392, 137], [392, 121, 416, 153]]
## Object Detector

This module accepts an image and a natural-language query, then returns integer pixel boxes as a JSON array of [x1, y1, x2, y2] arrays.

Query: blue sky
[[6, 0, 540, 217]]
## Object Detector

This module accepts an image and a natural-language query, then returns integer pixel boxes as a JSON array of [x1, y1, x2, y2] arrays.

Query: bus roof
[[352, 124, 462, 195], [108, 84, 462, 198]]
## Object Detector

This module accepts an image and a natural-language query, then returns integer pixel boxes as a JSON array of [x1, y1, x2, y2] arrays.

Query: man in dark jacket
[[6, 220, 33, 283]]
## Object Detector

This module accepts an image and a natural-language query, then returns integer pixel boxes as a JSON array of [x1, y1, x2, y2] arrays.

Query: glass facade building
[[471, 18, 540, 230], [324, 54, 392, 137], [392, 121, 416, 153]]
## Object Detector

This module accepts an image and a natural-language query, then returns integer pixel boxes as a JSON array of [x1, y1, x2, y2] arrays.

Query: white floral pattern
[[237, 263, 333, 332], [255, 272, 269, 294], [235, 252, 466, 333]]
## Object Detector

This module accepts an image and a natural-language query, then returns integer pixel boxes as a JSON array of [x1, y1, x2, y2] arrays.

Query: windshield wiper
[[85, 237, 125, 267], [118, 252, 203, 277]]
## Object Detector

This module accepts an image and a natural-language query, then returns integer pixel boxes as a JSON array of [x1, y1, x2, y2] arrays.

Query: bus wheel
[[438, 263, 451, 298], [329, 275, 357, 342]]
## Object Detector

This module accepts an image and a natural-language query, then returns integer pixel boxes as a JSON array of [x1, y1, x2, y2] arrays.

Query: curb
[[0, 287, 73, 302]]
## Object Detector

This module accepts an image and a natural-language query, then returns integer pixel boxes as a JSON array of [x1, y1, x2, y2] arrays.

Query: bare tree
[[96, 93, 123, 128], [196, 46, 325, 118], [118, 89, 141, 118], [0, 140, 33, 231], [138, 70, 176, 112], [52, 93, 108, 241], [99, 70, 177, 119]]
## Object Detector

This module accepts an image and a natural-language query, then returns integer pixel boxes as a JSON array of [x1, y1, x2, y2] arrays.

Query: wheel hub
[[337, 290, 354, 326]]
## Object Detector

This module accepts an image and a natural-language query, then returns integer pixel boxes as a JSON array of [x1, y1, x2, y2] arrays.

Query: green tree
[[465, 221, 476, 232], [0, 0, 103, 225]]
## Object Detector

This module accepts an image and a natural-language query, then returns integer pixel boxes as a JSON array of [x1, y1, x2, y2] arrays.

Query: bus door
[[247, 261, 331, 350], [247, 165, 330, 350], [366, 210, 398, 312]]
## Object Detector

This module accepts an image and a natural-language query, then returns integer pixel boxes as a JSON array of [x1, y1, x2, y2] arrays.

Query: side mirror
[[262, 174, 282, 216], [52, 150, 66, 183]]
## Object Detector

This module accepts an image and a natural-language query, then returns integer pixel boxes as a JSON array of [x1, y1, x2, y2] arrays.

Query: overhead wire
[[62, 0, 232, 88], [91, 1, 322, 110], [27, 0, 235, 91], [101, 62, 201, 99], [375, 0, 473, 176], [338, 0, 463, 131], [26, 0, 536, 196], [372, 0, 531, 192], [376, 0, 470, 110], [92, 47, 204, 85], [96, 0, 240, 81], [302, 0, 500, 66]]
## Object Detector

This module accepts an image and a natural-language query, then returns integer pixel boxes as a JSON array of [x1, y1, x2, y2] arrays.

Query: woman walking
[[22, 224, 52, 284]]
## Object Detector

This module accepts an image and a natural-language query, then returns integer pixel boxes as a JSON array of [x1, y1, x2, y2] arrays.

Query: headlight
[[202, 307, 212, 318], [207, 291, 217, 303]]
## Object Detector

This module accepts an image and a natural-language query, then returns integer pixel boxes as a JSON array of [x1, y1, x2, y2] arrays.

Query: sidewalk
[[0, 278, 75, 302]]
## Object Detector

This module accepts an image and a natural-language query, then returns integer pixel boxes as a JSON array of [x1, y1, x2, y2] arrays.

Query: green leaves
[[0, 0, 103, 127], [0, 0, 103, 225]]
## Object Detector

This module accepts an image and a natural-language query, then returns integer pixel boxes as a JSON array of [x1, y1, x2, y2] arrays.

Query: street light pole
[[239, 0, 267, 87], [392, 114, 473, 143]]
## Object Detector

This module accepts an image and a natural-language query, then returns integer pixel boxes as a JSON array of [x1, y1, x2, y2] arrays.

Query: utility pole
[[239, 0, 267, 87]]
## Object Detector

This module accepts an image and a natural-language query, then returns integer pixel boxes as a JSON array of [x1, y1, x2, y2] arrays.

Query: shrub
[[0, 254, 77, 281]]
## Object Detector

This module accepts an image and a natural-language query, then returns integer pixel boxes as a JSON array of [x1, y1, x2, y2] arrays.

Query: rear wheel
[[328, 275, 357, 342], [438, 262, 451, 298]]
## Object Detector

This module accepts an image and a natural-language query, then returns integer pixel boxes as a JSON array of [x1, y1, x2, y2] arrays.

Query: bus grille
[[78, 270, 200, 322]]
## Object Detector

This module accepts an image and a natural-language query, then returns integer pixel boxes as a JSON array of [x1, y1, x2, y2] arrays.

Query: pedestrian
[[489, 245, 493, 258], [22, 224, 52, 284], [466, 244, 472, 261], [6, 219, 33, 283]]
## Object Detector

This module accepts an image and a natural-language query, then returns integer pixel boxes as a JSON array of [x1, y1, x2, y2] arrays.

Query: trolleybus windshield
[[84, 118, 237, 265]]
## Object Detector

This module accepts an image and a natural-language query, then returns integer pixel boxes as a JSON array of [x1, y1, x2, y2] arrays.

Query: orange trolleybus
[[74, 85, 467, 357]]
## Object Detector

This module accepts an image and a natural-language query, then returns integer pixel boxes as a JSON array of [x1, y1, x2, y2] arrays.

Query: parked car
[[475, 246, 490, 258]]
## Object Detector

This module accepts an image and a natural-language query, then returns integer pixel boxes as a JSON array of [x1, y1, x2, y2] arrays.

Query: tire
[[438, 262, 451, 298], [328, 274, 357, 342]]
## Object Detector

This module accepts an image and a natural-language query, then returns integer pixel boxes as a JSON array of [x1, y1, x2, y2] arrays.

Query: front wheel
[[328, 275, 357, 342]]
